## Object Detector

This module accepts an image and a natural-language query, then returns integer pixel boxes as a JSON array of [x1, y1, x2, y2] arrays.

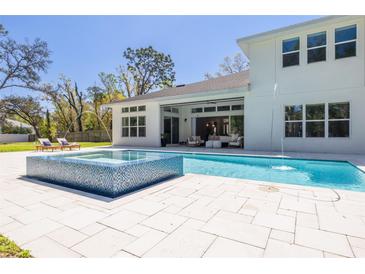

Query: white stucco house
[[107, 15, 365, 154]]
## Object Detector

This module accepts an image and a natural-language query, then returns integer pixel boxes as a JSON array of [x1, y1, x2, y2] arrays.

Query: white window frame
[[328, 102, 350, 138], [307, 31, 327, 64], [305, 103, 325, 138], [282, 37, 300, 67], [121, 115, 146, 138], [284, 105, 303, 138], [284, 102, 351, 139], [334, 25, 357, 59]]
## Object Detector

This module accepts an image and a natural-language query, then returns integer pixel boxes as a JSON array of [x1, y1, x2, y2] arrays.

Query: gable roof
[[108, 70, 249, 105]]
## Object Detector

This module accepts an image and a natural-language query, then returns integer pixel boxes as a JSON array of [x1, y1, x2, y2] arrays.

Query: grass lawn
[[0, 142, 112, 153], [0, 234, 32, 258]]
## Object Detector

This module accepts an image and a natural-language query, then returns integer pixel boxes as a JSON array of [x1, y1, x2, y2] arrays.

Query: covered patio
[[160, 97, 244, 148]]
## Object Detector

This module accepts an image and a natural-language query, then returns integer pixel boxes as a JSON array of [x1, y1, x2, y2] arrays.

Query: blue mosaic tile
[[26, 151, 183, 198]]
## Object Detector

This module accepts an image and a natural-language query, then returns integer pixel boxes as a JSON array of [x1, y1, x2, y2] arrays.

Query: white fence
[[0, 134, 29, 143]]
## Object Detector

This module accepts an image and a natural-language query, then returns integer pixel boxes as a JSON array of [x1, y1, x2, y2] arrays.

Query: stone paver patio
[[1, 148, 365, 257]]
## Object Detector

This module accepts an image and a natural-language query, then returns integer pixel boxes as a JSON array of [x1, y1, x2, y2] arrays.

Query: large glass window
[[230, 115, 244, 136], [282, 37, 300, 67], [328, 102, 350, 137], [121, 117, 129, 137], [285, 105, 303, 137], [306, 104, 325, 137], [335, 25, 356, 59], [122, 116, 146, 137], [129, 116, 137, 137], [307, 31, 326, 63], [138, 116, 146, 137]]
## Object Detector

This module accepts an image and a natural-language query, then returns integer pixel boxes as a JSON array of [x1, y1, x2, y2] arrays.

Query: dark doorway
[[163, 116, 179, 144], [196, 116, 229, 141]]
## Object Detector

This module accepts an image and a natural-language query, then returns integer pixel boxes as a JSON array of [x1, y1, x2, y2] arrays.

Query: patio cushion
[[61, 140, 69, 146], [42, 140, 52, 146]]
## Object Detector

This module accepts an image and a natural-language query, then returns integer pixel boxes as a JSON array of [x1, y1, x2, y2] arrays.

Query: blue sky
[[0, 15, 320, 97]]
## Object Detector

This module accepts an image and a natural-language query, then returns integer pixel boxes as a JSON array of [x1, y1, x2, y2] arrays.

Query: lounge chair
[[57, 138, 81, 151], [36, 138, 61, 152]]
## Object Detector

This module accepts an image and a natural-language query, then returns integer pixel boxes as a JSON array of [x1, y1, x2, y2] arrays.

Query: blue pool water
[[27, 149, 365, 196], [63, 150, 365, 192]]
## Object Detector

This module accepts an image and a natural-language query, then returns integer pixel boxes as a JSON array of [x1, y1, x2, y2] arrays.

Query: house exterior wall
[[112, 101, 161, 147], [241, 16, 365, 153]]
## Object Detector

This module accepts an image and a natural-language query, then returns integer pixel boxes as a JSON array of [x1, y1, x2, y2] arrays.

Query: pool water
[[63, 150, 365, 192]]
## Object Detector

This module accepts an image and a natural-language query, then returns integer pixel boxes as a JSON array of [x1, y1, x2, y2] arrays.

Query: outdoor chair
[[36, 138, 61, 152], [57, 138, 81, 151], [228, 136, 244, 148], [187, 136, 204, 146]]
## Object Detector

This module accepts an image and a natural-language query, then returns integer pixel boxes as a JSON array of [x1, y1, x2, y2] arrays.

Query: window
[[122, 107, 129, 113], [192, 108, 202, 113], [328, 102, 350, 137], [217, 105, 230, 112], [204, 106, 216, 112], [121, 117, 129, 137], [230, 116, 244, 136], [231, 104, 243, 111], [163, 107, 171, 112], [130, 106, 137, 112], [171, 108, 179, 113], [306, 104, 325, 137], [335, 25, 356, 59], [138, 105, 146, 112], [130, 116, 137, 137], [282, 37, 300, 67], [285, 105, 303, 137], [138, 116, 146, 137], [307, 31, 326, 63]]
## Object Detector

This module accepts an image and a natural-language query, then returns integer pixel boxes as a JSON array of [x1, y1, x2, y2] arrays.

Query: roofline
[[236, 15, 352, 45], [103, 86, 248, 107]]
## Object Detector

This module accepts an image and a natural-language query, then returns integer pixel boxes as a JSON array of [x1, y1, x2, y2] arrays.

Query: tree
[[86, 73, 124, 130], [42, 76, 86, 133], [0, 96, 44, 137], [0, 34, 51, 92], [204, 53, 249, 79], [119, 46, 175, 97], [0, 24, 7, 37]]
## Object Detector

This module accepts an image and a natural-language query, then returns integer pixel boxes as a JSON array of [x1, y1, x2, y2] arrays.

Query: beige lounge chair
[[36, 138, 61, 152], [57, 138, 81, 151]]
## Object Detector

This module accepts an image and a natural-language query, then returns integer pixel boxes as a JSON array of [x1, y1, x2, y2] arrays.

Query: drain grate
[[258, 185, 280, 193]]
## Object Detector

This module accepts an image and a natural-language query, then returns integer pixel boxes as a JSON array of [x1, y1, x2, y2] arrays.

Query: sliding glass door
[[163, 117, 179, 144]]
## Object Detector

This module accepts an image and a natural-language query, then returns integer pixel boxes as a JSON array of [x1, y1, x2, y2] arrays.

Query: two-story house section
[[106, 15, 364, 154], [237, 15, 365, 153]]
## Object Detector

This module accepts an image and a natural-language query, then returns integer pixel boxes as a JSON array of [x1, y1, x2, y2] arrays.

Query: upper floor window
[[122, 107, 129, 113], [130, 106, 137, 112], [282, 37, 300, 67], [307, 31, 326, 63], [335, 25, 356, 59]]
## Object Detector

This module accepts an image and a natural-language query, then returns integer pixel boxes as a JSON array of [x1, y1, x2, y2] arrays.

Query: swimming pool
[[26, 150, 365, 196]]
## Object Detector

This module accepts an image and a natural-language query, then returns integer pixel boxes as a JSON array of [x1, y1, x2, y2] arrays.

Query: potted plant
[[161, 133, 167, 147]]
